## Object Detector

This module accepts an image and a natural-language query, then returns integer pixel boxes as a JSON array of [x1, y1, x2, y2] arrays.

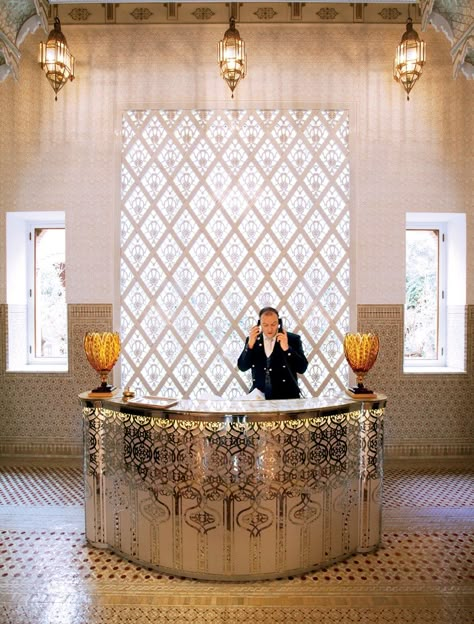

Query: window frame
[[404, 212, 466, 375], [6, 211, 68, 373]]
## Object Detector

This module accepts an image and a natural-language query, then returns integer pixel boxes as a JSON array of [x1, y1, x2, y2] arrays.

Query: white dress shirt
[[264, 336, 276, 357]]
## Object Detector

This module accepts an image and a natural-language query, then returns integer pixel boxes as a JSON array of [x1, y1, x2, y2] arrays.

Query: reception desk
[[79, 393, 386, 581]]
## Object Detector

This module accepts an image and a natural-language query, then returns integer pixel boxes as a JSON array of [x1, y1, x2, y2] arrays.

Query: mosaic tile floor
[[0, 459, 472, 624]]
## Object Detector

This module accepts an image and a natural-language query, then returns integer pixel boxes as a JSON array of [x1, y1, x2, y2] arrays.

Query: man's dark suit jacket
[[237, 331, 308, 400]]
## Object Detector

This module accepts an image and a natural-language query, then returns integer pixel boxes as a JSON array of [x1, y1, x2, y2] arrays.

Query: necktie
[[264, 356, 272, 399]]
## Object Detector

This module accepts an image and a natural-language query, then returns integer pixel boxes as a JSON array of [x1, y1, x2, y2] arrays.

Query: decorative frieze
[[68, 8, 92, 22], [352, 2, 365, 23], [192, 7, 215, 20], [378, 7, 402, 20], [289, 2, 304, 21], [130, 8, 154, 21], [316, 8, 339, 20], [48, 3, 422, 25], [253, 8, 278, 20], [165, 3, 179, 20]]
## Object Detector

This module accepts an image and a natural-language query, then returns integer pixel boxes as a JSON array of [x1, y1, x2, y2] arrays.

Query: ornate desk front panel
[[81, 397, 384, 580]]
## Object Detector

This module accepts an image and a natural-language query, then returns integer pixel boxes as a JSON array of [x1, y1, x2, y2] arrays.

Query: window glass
[[33, 227, 67, 359], [405, 228, 439, 360]]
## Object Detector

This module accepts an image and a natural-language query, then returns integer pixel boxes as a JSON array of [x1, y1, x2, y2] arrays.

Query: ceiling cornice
[[43, 2, 422, 26]]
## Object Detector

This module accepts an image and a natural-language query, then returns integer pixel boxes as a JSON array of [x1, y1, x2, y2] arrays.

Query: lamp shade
[[84, 332, 121, 395], [39, 17, 75, 100], [343, 333, 379, 398], [344, 333, 379, 375], [393, 18, 426, 100]]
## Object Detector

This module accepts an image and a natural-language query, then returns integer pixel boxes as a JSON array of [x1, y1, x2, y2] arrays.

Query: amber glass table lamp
[[343, 332, 379, 399], [84, 332, 121, 397]]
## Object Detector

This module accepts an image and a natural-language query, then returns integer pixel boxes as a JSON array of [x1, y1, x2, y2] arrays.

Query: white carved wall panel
[[120, 109, 349, 399]]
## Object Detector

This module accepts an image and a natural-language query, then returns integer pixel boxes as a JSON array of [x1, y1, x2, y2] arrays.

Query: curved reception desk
[[79, 393, 386, 581]]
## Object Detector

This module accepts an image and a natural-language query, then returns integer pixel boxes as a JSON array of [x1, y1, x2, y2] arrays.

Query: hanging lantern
[[393, 17, 426, 101], [218, 17, 247, 98], [39, 17, 75, 100]]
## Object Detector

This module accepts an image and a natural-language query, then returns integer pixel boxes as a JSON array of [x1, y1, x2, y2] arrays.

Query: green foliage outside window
[[405, 229, 438, 360]]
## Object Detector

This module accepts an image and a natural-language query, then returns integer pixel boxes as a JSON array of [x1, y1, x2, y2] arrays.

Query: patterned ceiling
[[0, 0, 47, 81], [0, 1, 473, 82]]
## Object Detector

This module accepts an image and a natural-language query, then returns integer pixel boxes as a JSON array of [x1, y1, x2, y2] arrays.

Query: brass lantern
[[343, 333, 380, 398], [218, 17, 247, 98], [393, 18, 426, 101], [39, 17, 75, 100], [84, 332, 121, 396]]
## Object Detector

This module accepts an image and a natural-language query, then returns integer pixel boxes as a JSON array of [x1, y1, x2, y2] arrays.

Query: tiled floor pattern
[[0, 460, 473, 623], [0, 466, 82, 506]]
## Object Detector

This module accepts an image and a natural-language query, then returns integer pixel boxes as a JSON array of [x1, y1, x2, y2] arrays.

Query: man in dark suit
[[237, 306, 308, 400]]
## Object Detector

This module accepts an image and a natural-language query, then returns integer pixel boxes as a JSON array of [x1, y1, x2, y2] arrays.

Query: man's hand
[[276, 329, 289, 351], [248, 325, 260, 349]]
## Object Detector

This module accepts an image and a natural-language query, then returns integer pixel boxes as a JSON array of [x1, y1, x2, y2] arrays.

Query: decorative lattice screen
[[120, 109, 349, 399]]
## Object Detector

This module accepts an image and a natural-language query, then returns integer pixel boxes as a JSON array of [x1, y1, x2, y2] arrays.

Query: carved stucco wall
[[0, 22, 472, 458]]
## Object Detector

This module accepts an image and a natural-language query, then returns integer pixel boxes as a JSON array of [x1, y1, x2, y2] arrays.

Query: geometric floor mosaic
[[383, 465, 474, 508], [0, 460, 473, 624], [0, 466, 83, 506]]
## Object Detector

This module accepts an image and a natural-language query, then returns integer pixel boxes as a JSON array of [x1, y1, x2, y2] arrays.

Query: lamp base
[[346, 385, 377, 399], [346, 390, 377, 399], [88, 390, 117, 398], [88, 382, 117, 398]]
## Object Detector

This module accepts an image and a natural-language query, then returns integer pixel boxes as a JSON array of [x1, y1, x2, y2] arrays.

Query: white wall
[[0, 23, 472, 307]]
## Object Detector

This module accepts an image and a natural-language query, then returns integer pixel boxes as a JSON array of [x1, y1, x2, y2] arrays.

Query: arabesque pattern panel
[[120, 109, 350, 399], [82, 398, 384, 580]]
